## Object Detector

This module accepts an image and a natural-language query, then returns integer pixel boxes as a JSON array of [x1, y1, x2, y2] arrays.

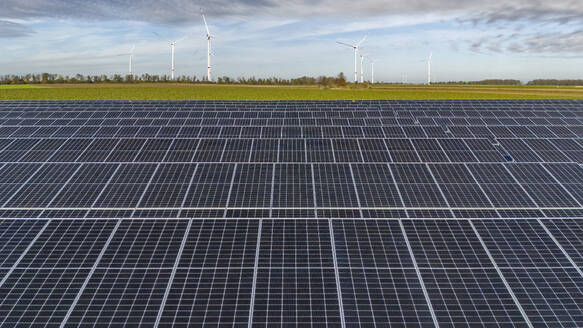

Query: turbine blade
[[356, 34, 368, 47], [201, 8, 211, 36], [336, 42, 355, 48], [153, 32, 172, 43], [130, 44, 135, 54]]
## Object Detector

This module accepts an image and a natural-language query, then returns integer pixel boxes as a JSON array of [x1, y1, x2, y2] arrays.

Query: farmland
[[2, 83, 583, 100]]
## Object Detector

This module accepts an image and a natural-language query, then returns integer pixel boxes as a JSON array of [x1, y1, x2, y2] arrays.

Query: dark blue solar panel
[[1, 100, 583, 326]]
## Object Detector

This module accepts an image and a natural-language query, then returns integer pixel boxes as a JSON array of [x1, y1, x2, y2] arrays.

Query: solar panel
[[503, 267, 583, 326], [402, 220, 492, 268], [1, 99, 583, 326], [159, 267, 254, 327], [67, 268, 172, 325], [0, 268, 91, 326], [421, 268, 529, 327], [339, 268, 434, 326]]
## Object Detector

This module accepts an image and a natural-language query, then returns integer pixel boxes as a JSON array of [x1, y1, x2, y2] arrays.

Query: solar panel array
[[0, 99, 582, 327]]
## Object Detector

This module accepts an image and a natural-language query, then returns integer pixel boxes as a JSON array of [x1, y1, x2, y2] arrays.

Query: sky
[[1, 0, 582, 83]]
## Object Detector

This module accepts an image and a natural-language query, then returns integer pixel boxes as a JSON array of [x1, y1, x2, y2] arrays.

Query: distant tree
[[336, 72, 347, 87], [528, 79, 583, 86]]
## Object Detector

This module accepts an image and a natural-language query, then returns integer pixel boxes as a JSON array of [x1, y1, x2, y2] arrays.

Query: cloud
[[511, 30, 583, 53], [475, 1, 583, 25], [1, 0, 582, 25], [0, 20, 34, 38], [462, 27, 583, 55]]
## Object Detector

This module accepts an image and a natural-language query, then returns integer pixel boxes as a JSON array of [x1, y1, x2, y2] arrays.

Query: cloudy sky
[[1, 0, 582, 82]]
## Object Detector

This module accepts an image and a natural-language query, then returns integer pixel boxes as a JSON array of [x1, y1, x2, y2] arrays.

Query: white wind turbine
[[421, 51, 432, 85], [336, 35, 367, 83], [154, 32, 185, 80], [117, 45, 135, 75], [360, 53, 367, 83], [201, 8, 214, 82]]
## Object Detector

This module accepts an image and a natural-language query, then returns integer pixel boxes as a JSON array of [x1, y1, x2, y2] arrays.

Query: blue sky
[[1, 0, 582, 83]]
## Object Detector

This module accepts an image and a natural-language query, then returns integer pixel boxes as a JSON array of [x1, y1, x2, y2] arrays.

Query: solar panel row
[[1, 219, 583, 326], [0, 163, 580, 213]]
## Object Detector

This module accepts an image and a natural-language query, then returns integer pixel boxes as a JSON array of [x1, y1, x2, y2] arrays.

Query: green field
[[2, 83, 583, 100], [0, 85, 50, 90]]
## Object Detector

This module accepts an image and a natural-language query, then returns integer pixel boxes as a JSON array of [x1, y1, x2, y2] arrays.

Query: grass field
[[0, 85, 50, 90], [2, 83, 583, 100]]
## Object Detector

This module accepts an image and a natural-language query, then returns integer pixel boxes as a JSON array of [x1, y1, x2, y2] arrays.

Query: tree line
[[527, 80, 583, 86], [0, 73, 348, 87], [433, 79, 522, 85]]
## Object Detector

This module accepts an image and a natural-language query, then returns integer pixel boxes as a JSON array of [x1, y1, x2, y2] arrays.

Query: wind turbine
[[336, 35, 367, 83], [117, 45, 135, 75], [422, 51, 432, 85], [153, 32, 184, 80], [201, 8, 214, 82], [359, 53, 368, 83]]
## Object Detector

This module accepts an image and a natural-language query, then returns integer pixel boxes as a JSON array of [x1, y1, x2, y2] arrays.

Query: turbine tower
[[336, 35, 367, 83], [170, 41, 176, 80], [427, 52, 432, 85], [360, 53, 367, 83], [117, 45, 135, 75], [153, 32, 183, 80], [201, 8, 214, 82]]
